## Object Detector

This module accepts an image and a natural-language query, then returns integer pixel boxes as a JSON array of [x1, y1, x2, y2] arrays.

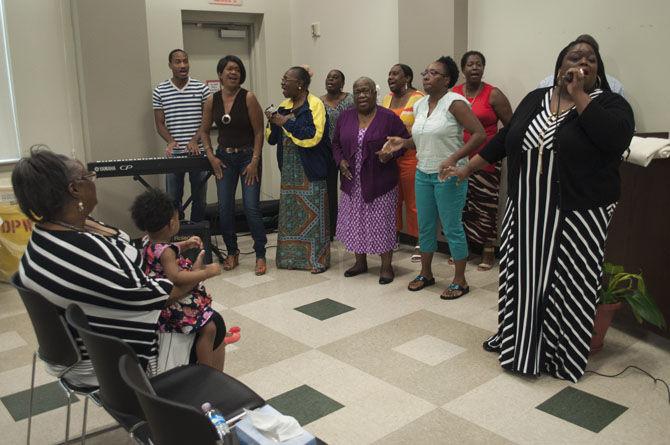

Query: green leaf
[[622, 291, 667, 330], [603, 263, 625, 276], [599, 290, 618, 304], [637, 274, 647, 296]]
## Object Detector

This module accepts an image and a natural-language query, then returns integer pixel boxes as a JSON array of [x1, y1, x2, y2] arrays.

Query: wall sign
[[206, 80, 221, 95], [210, 0, 243, 6]]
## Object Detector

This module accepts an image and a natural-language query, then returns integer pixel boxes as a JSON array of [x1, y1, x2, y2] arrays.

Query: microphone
[[563, 68, 585, 83]]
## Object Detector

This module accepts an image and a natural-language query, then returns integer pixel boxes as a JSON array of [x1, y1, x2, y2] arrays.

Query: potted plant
[[591, 262, 667, 354]]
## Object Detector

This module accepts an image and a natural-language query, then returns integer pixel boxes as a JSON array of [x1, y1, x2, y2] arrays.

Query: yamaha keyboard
[[88, 156, 212, 178]]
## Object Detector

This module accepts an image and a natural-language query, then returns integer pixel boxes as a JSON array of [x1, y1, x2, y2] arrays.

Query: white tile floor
[[1, 234, 669, 444], [393, 334, 467, 366]]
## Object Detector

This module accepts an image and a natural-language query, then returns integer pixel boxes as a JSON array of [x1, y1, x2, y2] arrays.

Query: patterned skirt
[[276, 141, 330, 271], [336, 127, 398, 254], [462, 162, 501, 247]]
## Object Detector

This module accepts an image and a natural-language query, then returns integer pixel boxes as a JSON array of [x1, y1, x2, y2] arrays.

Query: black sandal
[[408, 275, 435, 291], [440, 283, 470, 300]]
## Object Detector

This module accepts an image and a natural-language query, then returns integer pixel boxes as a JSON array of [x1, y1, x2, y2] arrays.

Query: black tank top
[[213, 88, 254, 148]]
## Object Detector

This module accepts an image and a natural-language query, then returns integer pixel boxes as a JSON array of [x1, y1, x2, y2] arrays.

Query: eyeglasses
[[421, 70, 447, 77], [78, 171, 97, 182], [353, 88, 373, 97]]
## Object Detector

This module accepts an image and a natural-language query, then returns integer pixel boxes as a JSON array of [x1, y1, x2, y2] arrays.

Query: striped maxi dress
[[485, 88, 614, 383]]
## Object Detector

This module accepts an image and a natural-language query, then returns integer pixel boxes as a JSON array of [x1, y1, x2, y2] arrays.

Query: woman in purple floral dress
[[332, 77, 409, 284]]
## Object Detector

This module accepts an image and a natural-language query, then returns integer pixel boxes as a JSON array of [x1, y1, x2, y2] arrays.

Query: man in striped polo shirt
[[153, 48, 212, 221]]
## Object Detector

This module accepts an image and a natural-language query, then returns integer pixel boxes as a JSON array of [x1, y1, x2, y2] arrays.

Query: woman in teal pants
[[385, 56, 485, 299]]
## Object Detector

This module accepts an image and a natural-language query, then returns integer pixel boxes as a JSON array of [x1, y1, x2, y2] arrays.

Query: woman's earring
[[595, 75, 602, 88], [298, 86, 302, 90], [78, 202, 85, 212]]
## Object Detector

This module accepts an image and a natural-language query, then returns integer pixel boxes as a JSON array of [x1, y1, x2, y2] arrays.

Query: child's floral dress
[[142, 240, 214, 334]]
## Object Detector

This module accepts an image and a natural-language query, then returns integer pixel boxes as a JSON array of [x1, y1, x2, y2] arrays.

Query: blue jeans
[[215, 148, 267, 259], [415, 170, 468, 260], [166, 170, 209, 222]]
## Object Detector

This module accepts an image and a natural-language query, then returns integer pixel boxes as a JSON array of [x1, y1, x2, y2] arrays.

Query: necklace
[[48, 220, 87, 232], [221, 87, 240, 125], [537, 89, 573, 174], [389, 88, 410, 110]]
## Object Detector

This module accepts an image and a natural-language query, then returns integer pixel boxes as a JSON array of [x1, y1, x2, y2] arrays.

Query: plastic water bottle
[[202, 402, 230, 439]]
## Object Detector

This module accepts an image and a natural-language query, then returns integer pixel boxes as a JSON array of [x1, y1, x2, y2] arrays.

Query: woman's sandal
[[255, 258, 267, 276], [222, 251, 240, 271], [408, 275, 436, 291], [410, 245, 421, 263], [224, 326, 241, 345], [440, 283, 470, 300], [477, 247, 496, 271]]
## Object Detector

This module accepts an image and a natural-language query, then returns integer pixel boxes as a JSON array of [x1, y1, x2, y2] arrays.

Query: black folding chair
[[118, 355, 223, 445], [10, 273, 100, 445], [65, 304, 265, 443]]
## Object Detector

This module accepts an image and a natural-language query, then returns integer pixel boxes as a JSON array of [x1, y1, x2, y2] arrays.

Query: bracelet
[[252, 155, 260, 159]]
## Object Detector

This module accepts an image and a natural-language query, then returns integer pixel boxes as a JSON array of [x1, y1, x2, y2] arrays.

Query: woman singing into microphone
[[447, 38, 634, 382]]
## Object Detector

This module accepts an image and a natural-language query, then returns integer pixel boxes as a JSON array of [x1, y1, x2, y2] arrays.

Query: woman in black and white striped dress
[[447, 39, 634, 382], [12, 148, 192, 385]]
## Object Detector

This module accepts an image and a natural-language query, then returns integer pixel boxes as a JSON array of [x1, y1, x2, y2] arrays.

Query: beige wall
[[71, 0, 157, 232], [468, 0, 670, 132], [398, 0, 466, 88], [288, 0, 399, 98], [2, 0, 84, 170], [4, 0, 667, 191]]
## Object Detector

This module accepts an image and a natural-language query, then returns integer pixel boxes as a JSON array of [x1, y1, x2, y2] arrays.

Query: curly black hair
[[435, 56, 459, 89], [460, 51, 486, 70], [130, 188, 177, 233], [11, 145, 80, 222]]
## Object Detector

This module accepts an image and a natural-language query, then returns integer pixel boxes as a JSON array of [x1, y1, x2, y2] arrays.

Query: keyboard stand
[[132, 175, 153, 190]]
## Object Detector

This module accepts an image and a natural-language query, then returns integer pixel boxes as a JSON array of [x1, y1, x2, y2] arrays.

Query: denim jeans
[[215, 148, 267, 259], [166, 169, 209, 222]]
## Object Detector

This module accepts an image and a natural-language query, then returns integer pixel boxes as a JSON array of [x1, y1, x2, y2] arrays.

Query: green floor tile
[[268, 384, 344, 426], [1, 381, 79, 421], [536, 387, 627, 433], [294, 298, 355, 321]]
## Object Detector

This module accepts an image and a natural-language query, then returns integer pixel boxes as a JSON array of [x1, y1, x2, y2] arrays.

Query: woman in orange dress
[[381, 64, 424, 262]]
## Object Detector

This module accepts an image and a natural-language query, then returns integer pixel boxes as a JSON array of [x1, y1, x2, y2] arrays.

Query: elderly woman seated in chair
[[11, 146, 201, 385]]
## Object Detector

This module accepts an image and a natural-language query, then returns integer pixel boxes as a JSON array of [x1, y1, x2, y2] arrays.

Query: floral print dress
[[142, 239, 214, 334]]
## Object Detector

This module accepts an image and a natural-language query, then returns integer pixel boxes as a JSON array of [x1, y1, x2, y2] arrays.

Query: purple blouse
[[332, 106, 409, 202]]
